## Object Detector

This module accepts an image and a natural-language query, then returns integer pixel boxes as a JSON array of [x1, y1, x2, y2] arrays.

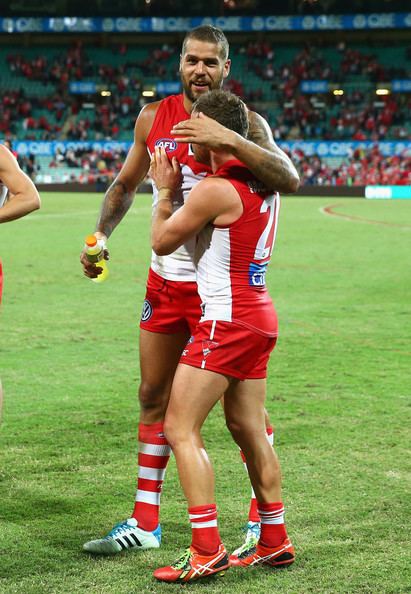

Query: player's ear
[[223, 58, 231, 79]]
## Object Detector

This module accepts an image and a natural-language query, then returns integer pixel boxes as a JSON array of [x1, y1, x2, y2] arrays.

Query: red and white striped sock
[[131, 422, 171, 532], [189, 504, 221, 556], [240, 426, 274, 523], [258, 501, 287, 548]]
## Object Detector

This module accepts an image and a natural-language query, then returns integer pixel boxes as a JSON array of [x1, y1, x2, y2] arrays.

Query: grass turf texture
[[0, 193, 410, 593]]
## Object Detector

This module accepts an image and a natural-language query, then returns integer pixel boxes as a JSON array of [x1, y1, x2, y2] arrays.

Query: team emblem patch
[[155, 138, 178, 152], [141, 299, 153, 322], [202, 340, 219, 358]]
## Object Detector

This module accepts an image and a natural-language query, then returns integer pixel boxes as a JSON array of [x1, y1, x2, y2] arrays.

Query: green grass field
[[0, 193, 410, 593]]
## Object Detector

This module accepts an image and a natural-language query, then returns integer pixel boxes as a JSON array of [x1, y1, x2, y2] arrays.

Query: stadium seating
[[2, 41, 410, 141], [0, 39, 409, 185]]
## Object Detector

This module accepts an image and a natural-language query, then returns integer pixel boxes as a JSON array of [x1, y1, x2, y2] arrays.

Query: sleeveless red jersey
[[146, 94, 211, 281], [195, 160, 280, 337]]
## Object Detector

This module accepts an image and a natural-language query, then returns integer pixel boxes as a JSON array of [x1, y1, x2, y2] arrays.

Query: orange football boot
[[154, 543, 230, 583], [229, 537, 295, 568]]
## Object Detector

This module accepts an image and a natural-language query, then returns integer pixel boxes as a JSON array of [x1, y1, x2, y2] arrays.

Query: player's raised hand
[[149, 147, 182, 192], [171, 112, 235, 152]]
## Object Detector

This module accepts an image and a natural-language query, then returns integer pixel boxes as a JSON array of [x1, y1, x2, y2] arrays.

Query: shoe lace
[[234, 523, 259, 557], [171, 548, 191, 570], [108, 521, 132, 538]]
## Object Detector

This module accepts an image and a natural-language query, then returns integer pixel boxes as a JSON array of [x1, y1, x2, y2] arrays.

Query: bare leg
[[164, 365, 231, 506], [221, 390, 274, 528], [224, 378, 281, 502], [224, 380, 293, 565], [138, 328, 190, 423], [153, 365, 233, 579], [264, 407, 273, 432], [221, 395, 273, 432], [156, 367, 292, 578], [82, 330, 191, 553]]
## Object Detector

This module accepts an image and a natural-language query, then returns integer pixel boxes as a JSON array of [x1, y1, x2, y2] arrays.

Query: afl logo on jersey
[[155, 138, 178, 152], [141, 300, 153, 322]]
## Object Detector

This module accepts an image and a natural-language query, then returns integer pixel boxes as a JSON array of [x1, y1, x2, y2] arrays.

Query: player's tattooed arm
[[81, 177, 134, 278], [94, 103, 158, 239], [96, 179, 134, 239], [234, 110, 300, 194], [172, 109, 299, 194]]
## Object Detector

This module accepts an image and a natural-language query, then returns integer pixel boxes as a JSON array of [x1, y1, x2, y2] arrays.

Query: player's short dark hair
[[192, 90, 249, 138], [182, 25, 229, 61]]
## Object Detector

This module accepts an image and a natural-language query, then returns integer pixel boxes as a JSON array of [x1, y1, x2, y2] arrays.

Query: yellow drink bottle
[[85, 235, 109, 283]]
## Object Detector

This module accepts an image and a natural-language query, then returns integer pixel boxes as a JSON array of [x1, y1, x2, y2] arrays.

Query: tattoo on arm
[[247, 113, 272, 150], [243, 112, 300, 193], [96, 179, 134, 238]]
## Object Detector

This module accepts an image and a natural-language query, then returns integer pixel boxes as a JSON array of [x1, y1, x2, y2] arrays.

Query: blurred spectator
[[292, 146, 410, 186]]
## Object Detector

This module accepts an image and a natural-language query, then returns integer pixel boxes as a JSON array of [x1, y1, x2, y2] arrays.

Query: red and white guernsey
[[195, 160, 280, 337], [146, 94, 211, 281]]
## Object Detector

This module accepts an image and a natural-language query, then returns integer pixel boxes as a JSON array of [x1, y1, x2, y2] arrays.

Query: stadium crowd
[[13, 143, 410, 188], [241, 41, 411, 142], [291, 146, 411, 186], [50, 146, 128, 187], [3, 40, 411, 142], [1, 38, 410, 186]]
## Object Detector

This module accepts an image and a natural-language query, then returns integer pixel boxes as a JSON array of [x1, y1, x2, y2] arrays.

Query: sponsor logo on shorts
[[248, 261, 268, 287], [155, 138, 178, 152], [202, 340, 219, 358], [141, 299, 153, 322]]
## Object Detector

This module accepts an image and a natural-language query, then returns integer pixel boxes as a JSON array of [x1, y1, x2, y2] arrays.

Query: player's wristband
[[158, 187, 174, 201]]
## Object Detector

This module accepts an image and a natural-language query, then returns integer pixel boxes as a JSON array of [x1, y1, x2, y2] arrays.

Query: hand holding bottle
[[80, 233, 109, 282]]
